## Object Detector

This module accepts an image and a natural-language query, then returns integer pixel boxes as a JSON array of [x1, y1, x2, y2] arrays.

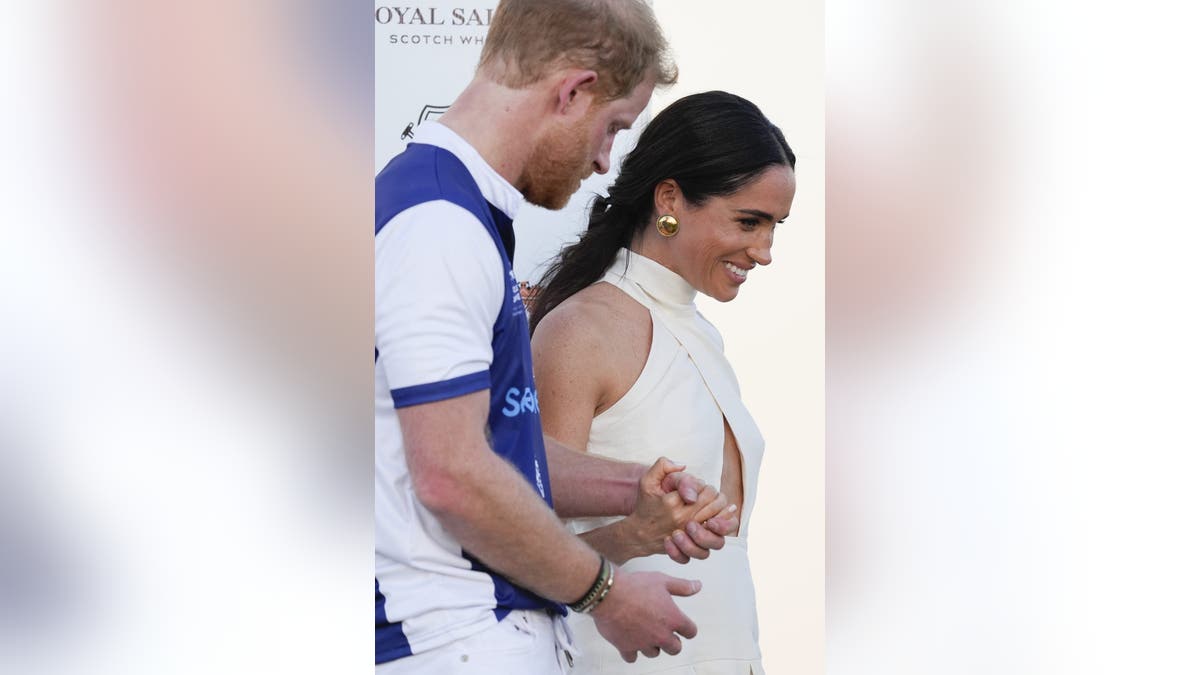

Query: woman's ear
[[653, 179, 682, 216]]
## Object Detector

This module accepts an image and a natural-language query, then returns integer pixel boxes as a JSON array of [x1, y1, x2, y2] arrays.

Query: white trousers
[[376, 609, 578, 674]]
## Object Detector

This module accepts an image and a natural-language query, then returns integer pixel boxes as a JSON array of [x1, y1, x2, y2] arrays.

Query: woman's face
[[667, 165, 796, 302]]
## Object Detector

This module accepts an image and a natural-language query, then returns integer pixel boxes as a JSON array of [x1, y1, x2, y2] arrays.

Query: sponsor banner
[[375, 1, 650, 296], [374, 4, 493, 168]]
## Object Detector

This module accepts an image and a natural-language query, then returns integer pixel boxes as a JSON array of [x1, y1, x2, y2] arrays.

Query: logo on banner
[[415, 104, 450, 127], [401, 103, 451, 142], [377, 5, 496, 46]]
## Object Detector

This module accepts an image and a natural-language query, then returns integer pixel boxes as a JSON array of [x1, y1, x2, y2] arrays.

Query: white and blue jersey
[[374, 122, 563, 665]]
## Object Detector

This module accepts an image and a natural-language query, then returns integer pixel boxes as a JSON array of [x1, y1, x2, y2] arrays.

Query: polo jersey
[[374, 123, 562, 665]]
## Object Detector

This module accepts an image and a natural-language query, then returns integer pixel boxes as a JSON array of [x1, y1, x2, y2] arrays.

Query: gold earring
[[656, 214, 679, 237]]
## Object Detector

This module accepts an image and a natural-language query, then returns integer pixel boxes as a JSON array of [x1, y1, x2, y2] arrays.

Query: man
[[375, 1, 737, 672]]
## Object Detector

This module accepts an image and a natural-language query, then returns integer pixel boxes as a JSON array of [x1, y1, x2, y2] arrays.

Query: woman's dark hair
[[528, 90, 796, 333]]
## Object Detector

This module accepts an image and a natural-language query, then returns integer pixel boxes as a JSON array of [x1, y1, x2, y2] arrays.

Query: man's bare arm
[[401, 391, 599, 601], [399, 389, 702, 658], [544, 436, 650, 518]]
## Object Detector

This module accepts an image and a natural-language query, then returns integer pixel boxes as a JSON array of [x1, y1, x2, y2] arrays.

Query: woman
[[530, 91, 796, 674]]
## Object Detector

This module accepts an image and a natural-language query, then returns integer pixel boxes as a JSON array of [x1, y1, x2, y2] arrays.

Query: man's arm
[[544, 435, 651, 518], [401, 392, 599, 601], [544, 428, 738, 565], [400, 390, 702, 658]]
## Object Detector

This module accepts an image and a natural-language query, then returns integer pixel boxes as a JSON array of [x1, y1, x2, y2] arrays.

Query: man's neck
[[438, 76, 543, 191]]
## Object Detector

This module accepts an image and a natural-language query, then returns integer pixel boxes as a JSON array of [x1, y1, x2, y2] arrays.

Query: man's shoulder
[[376, 144, 493, 237], [377, 145, 483, 209]]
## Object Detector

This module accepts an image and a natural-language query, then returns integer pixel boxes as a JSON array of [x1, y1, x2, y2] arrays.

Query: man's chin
[[543, 194, 573, 211], [524, 186, 576, 211]]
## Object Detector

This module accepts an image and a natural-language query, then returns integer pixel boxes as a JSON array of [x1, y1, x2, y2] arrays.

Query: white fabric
[[566, 248, 767, 674], [375, 610, 574, 675], [375, 200, 503, 392]]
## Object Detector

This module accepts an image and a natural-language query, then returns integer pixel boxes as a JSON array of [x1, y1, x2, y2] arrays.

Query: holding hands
[[622, 457, 739, 564], [583, 458, 734, 663]]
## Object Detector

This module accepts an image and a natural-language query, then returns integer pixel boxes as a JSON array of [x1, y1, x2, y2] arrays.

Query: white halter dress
[[566, 248, 767, 675]]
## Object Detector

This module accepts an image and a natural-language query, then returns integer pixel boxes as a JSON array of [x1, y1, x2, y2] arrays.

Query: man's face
[[521, 74, 656, 210]]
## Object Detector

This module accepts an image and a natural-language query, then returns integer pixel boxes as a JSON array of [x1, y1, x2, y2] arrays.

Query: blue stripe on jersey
[[465, 553, 568, 619], [375, 579, 412, 663], [390, 370, 490, 409]]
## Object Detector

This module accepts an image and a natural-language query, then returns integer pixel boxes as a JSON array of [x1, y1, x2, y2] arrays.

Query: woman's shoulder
[[532, 283, 653, 398], [537, 282, 650, 343], [530, 281, 652, 413]]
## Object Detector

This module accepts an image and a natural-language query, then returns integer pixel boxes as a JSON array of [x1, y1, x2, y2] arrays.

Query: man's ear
[[554, 70, 600, 116]]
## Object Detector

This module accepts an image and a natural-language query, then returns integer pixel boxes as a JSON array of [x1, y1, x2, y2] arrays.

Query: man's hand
[[590, 567, 701, 662]]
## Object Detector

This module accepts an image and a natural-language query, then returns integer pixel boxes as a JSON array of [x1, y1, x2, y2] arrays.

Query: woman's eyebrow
[[735, 208, 780, 221]]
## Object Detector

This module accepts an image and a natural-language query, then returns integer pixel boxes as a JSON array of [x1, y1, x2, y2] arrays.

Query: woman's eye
[[739, 219, 758, 230]]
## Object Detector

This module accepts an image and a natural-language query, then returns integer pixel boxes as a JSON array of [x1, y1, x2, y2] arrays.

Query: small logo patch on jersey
[[509, 270, 524, 314]]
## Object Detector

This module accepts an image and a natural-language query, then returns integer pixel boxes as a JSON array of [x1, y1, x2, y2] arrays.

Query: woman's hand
[[621, 457, 733, 562], [662, 500, 739, 564]]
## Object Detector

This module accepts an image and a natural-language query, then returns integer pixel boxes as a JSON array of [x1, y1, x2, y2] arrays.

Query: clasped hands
[[625, 457, 739, 564]]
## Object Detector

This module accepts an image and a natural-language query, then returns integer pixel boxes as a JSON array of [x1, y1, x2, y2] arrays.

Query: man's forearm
[[544, 435, 645, 518], [400, 394, 602, 604], [420, 440, 601, 603], [579, 520, 646, 565]]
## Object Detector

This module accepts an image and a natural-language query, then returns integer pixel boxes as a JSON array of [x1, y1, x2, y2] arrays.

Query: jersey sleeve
[[375, 200, 504, 408]]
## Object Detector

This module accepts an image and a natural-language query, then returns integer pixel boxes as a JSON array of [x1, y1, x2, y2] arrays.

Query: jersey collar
[[411, 122, 523, 220]]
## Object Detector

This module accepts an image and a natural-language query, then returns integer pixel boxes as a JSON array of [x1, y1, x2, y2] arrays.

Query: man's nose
[[593, 139, 614, 175]]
